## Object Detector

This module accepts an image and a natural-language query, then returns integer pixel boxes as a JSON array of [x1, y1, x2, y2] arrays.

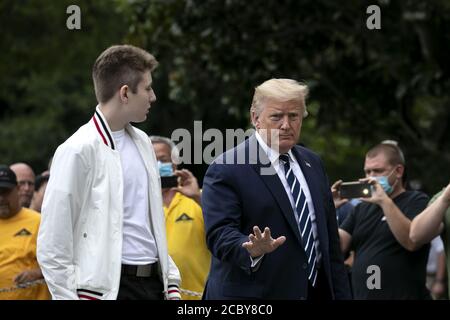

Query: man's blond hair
[[250, 78, 309, 120]]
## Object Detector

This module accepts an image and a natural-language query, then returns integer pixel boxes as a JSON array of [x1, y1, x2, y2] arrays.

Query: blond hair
[[250, 78, 309, 119]]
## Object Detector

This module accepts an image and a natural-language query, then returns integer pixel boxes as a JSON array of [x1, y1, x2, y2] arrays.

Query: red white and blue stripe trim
[[77, 288, 103, 300], [167, 284, 181, 300], [92, 109, 115, 150]]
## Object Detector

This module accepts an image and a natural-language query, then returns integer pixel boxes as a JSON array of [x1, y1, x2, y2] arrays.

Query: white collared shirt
[[255, 132, 321, 263]]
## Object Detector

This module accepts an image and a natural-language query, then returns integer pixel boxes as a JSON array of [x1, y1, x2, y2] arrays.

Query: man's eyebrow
[[364, 167, 381, 171], [270, 111, 299, 115], [269, 110, 283, 114]]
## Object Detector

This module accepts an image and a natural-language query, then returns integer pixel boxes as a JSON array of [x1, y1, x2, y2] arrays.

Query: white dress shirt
[[255, 132, 321, 263]]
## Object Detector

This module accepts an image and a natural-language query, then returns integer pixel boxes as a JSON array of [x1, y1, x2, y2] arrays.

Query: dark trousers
[[117, 274, 164, 300], [307, 268, 332, 301]]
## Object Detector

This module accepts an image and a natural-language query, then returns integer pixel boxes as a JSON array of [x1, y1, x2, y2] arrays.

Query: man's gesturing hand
[[242, 226, 286, 258]]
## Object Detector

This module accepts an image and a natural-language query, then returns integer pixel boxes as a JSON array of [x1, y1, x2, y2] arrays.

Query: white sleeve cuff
[[166, 284, 181, 300]]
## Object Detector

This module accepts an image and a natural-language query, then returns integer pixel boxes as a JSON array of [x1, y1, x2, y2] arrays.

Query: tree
[[0, 0, 128, 172], [123, 0, 450, 191], [1, 0, 449, 193]]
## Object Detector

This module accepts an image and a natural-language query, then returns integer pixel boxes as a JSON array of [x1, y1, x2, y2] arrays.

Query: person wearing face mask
[[158, 161, 175, 178], [150, 135, 211, 300], [337, 141, 431, 299]]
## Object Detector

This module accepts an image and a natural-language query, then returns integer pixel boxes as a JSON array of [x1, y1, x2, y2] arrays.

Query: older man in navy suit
[[202, 78, 351, 300]]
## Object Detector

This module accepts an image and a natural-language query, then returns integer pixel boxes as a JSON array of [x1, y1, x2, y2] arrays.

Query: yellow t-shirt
[[164, 193, 211, 300], [0, 208, 50, 300]]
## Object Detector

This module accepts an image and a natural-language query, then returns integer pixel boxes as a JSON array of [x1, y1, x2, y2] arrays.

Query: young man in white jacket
[[37, 45, 181, 300]]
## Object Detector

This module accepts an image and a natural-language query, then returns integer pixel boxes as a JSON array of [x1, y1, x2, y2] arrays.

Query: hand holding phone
[[161, 175, 178, 189], [339, 181, 372, 199]]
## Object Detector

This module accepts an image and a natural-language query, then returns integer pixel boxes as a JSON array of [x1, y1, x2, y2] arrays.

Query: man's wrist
[[441, 194, 450, 207], [193, 192, 201, 205], [380, 196, 393, 210]]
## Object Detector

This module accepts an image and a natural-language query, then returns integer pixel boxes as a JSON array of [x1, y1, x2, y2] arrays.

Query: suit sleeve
[[37, 144, 89, 300], [201, 163, 252, 274], [319, 160, 352, 300]]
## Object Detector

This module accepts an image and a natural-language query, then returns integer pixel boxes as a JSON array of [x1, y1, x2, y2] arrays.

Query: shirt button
[[302, 263, 308, 269], [300, 296, 306, 300], [83, 233, 87, 238]]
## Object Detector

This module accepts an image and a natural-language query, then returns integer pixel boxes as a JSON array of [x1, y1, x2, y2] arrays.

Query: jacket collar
[[92, 106, 116, 150]]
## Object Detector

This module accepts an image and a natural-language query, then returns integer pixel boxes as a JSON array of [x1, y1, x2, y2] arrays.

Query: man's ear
[[396, 165, 405, 179], [119, 85, 129, 103], [251, 110, 259, 129]]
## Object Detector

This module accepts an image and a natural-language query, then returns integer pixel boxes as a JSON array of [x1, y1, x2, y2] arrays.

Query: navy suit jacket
[[202, 135, 351, 300]]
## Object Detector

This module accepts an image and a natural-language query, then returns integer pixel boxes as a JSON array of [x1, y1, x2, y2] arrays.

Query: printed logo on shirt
[[176, 213, 194, 222], [14, 228, 32, 237]]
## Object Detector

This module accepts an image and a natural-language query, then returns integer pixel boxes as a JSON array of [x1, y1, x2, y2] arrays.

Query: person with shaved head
[[10, 163, 35, 208]]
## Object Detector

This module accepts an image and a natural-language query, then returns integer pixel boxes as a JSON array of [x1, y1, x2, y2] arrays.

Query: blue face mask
[[158, 161, 173, 177], [372, 169, 396, 195]]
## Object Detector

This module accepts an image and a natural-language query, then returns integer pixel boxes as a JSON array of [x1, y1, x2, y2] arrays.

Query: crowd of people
[[1, 44, 449, 300]]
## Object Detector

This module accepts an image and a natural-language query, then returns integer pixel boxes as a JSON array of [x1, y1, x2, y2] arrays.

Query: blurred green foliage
[[1, 0, 449, 194]]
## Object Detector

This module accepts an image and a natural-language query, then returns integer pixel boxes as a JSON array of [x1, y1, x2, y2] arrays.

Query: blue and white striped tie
[[279, 154, 318, 286]]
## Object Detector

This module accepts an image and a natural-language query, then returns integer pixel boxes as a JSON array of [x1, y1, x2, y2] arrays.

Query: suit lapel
[[247, 136, 303, 245]]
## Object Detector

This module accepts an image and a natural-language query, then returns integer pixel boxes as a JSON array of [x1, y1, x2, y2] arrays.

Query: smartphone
[[339, 181, 372, 199], [161, 175, 178, 189]]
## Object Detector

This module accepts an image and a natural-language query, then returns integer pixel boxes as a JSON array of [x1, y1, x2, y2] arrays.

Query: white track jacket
[[37, 107, 181, 300]]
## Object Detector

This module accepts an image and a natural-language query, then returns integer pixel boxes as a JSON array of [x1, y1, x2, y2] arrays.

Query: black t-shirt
[[341, 190, 430, 299]]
